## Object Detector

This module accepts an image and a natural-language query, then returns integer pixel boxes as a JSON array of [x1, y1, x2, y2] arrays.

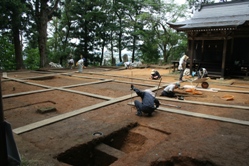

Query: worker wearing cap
[[131, 85, 160, 116], [160, 82, 180, 97], [150, 69, 161, 80]]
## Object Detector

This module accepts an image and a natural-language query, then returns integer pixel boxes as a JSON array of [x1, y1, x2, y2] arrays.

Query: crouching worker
[[150, 69, 161, 80], [131, 84, 160, 116], [198, 68, 208, 79], [160, 82, 180, 97], [124, 61, 132, 69]]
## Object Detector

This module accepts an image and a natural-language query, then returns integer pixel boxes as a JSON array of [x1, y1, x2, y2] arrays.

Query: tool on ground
[[160, 102, 181, 108], [130, 71, 133, 113], [177, 96, 184, 100], [154, 78, 162, 97]]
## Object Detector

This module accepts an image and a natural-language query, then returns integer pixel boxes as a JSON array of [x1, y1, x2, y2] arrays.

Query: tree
[[0, 0, 26, 70], [0, 34, 16, 70], [111, 0, 130, 63], [155, 1, 189, 63], [47, 0, 76, 66], [26, 0, 60, 68], [140, 29, 160, 63]]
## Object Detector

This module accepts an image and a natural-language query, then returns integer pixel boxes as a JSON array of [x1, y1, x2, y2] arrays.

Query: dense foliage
[[0, 0, 230, 71]]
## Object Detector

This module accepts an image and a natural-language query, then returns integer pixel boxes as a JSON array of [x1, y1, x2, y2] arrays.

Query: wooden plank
[[128, 103, 249, 126], [95, 143, 126, 159], [4, 77, 53, 89], [3, 89, 53, 99], [86, 72, 171, 84], [114, 80, 157, 87], [58, 88, 113, 100], [157, 96, 249, 110], [62, 74, 107, 80], [60, 79, 113, 88], [12, 86, 160, 135], [4, 73, 60, 80], [12, 94, 131, 134], [218, 89, 249, 94]]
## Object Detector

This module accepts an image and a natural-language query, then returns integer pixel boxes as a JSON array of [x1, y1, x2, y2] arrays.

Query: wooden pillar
[[221, 37, 227, 78], [201, 40, 204, 61], [190, 39, 195, 74], [0, 73, 8, 166]]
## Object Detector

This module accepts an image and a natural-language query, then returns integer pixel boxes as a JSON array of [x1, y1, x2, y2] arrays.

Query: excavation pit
[[56, 123, 150, 165], [29, 75, 56, 80], [152, 156, 217, 166]]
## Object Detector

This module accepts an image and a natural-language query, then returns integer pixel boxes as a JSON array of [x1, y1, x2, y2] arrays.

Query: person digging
[[160, 82, 181, 98], [131, 84, 160, 117]]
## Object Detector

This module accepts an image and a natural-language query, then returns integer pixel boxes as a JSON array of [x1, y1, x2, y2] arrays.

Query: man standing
[[160, 82, 180, 97], [77, 56, 84, 73], [178, 54, 189, 81], [131, 85, 160, 116]]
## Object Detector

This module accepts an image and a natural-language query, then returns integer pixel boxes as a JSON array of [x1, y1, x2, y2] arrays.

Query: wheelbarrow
[[192, 77, 209, 89]]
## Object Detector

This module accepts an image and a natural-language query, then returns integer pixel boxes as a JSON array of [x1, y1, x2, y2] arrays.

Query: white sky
[[174, 0, 186, 4], [174, 0, 230, 4]]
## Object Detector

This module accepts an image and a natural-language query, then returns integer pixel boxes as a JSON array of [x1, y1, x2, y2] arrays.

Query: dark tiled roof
[[168, 0, 249, 31]]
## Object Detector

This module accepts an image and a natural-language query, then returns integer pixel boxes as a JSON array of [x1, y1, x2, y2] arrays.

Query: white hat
[[184, 55, 189, 60], [151, 69, 155, 74], [144, 89, 155, 97]]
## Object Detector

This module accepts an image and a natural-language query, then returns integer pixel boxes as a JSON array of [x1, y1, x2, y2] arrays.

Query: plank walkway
[[128, 103, 249, 126], [12, 86, 161, 134], [157, 96, 249, 110], [2, 71, 248, 135]]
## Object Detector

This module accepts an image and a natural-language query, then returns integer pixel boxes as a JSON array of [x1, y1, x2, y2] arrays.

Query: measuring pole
[[154, 78, 162, 97], [130, 71, 133, 112]]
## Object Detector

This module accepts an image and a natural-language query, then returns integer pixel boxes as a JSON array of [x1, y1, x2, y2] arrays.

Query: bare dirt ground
[[1, 66, 249, 166]]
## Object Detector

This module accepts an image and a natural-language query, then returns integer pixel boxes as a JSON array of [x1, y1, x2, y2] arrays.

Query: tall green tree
[[26, 0, 60, 68], [47, 0, 76, 66], [93, 0, 113, 65], [156, 0, 188, 63], [0, 34, 16, 70], [111, 0, 130, 63], [69, 0, 100, 61], [0, 0, 26, 70]]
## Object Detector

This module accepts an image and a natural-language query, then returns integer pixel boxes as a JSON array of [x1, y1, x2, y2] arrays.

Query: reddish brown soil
[[1, 67, 249, 166]]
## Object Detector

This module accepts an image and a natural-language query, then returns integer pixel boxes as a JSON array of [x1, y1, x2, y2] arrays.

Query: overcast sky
[[174, 0, 231, 4]]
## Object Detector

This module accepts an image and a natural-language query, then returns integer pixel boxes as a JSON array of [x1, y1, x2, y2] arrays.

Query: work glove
[[131, 84, 134, 90]]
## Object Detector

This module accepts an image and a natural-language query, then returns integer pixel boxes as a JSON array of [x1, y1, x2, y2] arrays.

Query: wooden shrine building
[[167, 0, 249, 78]]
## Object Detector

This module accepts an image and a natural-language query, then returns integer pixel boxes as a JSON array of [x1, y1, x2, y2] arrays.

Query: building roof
[[167, 0, 249, 31]]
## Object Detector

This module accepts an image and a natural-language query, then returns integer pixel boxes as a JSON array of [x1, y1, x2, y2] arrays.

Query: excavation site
[[1, 67, 249, 166]]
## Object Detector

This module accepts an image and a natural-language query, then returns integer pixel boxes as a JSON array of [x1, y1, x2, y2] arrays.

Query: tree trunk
[[13, 27, 24, 70], [132, 36, 136, 63], [38, 15, 48, 68], [35, 0, 60, 68], [11, 4, 25, 70]]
